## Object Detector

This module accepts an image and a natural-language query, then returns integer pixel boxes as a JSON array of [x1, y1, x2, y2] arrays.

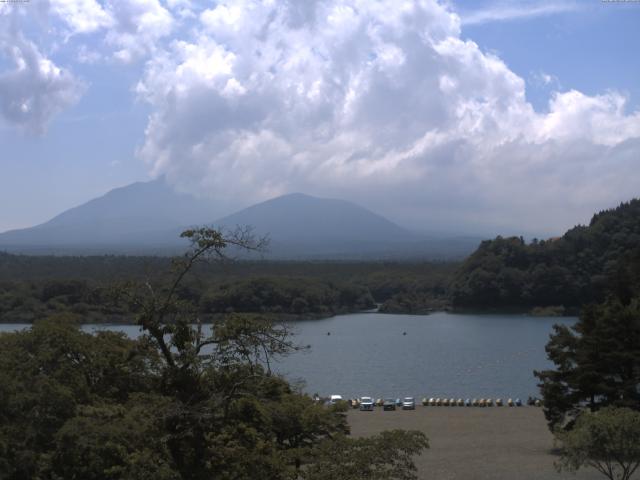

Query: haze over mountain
[[0, 181, 219, 254], [218, 193, 409, 240], [0, 180, 481, 259]]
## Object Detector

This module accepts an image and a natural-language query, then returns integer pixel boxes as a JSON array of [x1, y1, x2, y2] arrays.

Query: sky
[[1, 0, 639, 237]]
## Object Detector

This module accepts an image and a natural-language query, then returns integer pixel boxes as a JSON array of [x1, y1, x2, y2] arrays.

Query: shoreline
[[0, 308, 580, 329], [0, 306, 582, 325]]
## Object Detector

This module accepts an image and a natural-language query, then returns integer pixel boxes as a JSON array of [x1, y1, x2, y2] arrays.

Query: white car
[[402, 397, 416, 410], [329, 394, 343, 405], [360, 396, 374, 411]]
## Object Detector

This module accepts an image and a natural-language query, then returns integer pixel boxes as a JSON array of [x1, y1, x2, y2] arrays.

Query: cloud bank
[[2, 0, 639, 234], [133, 0, 640, 234]]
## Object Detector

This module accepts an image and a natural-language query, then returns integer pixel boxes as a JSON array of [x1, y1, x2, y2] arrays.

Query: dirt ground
[[347, 407, 611, 480]]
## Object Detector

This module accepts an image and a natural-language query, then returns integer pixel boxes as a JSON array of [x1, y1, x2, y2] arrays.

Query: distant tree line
[[200, 277, 375, 316], [0, 255, 456, 323], [0, 277, 374, 323]]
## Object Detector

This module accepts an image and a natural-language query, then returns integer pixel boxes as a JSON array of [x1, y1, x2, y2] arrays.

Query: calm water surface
[[1, 312, 575, 400]]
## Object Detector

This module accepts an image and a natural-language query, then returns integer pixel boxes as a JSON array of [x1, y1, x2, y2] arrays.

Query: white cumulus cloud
[[48, 0, 113, 34], [45, 0, 174, 63], [0, 0, 175, 133], [133, 0, 640, 234], [0, 27, 84, 133], [104, 0, 174, 63]]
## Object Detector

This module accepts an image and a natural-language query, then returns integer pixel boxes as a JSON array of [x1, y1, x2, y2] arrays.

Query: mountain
[[0, 182, 480, 259], [213, 193, 480, 259], [0, 180, 219, 254], [214, 193, 410, 257]]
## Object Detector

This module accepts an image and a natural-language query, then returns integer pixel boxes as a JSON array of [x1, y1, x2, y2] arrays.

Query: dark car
[[383, 398, 396, 411]]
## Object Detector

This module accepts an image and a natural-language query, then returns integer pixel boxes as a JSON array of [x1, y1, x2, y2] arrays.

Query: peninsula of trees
[[450, 199, 640, 313]]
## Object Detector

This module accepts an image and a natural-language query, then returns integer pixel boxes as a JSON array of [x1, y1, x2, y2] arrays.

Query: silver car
[[402, 397, 416, 410], [360, 396, 374, 411]]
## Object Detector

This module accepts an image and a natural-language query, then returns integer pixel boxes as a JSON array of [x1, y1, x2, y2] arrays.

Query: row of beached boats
[[421, 397, 528, 407], [346, 397, 543, 408]]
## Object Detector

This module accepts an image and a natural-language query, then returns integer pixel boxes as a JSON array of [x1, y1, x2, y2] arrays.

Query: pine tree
[[535, 298, 640, 430]]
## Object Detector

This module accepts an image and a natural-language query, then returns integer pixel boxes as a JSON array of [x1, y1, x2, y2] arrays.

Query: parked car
[[402, 397, 416, 410], [360, 396, 374, 411], [383, 398, 396, 411], [329, 394, 343, 405]]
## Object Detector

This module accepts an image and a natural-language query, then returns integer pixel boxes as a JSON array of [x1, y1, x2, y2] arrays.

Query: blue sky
[[454, 0, 640, 111], [1, 0, 639, 236]]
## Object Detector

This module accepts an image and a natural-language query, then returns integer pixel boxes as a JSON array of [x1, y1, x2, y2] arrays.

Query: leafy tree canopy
[[0, 227, 429, 479], [556, 407, 640, 480], [451, 199, 640, 311]]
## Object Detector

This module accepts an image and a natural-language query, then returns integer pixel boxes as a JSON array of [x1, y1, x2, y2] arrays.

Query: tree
[[451, 199, 640, 311], [535, 297, 640, 430], [268, 393, 349, 471], [555, 407, 640, 480], [302, 430, 429, 480], [0, 227, 429, 479], [48, 398, 179, 480], [0, 314, 162, 480]]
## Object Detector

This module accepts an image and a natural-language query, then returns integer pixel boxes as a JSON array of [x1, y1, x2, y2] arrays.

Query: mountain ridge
[[0, 180, 481, 259]]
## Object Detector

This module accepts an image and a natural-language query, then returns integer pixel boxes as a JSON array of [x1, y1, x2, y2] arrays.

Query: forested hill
[[450, 199, 640, 312]]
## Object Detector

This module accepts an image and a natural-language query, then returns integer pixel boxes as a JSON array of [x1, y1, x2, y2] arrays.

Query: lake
[[0, 312, 575, 400]]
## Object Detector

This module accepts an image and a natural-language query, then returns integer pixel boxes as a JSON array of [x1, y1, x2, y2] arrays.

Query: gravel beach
[[347, 407, 610, 480]]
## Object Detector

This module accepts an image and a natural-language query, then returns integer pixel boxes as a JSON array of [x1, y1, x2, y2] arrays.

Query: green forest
[[450, 199, 640, 312], [0, 254, 455, 323], [2, 199, 640, 323]]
